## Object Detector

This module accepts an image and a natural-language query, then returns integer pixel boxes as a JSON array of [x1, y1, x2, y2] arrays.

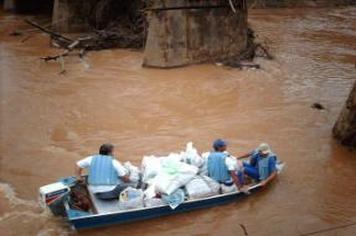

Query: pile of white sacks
[[118, 142, 241, 210]]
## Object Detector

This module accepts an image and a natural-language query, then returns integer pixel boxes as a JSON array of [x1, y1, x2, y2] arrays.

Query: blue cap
[[213, 139, 227, 149]]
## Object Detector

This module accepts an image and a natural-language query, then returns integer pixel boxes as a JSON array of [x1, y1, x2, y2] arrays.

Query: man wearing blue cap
[[207, 139, 243, 190]]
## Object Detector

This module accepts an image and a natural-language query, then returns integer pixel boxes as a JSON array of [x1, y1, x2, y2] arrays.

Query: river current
[[0, 6, 356, 236]]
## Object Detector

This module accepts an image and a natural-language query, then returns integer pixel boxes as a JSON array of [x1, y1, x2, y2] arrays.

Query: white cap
[[258, 143, 271, 155]]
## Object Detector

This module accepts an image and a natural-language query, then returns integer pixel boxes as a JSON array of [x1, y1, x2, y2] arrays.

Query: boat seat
[[87, 186, 122, 214]]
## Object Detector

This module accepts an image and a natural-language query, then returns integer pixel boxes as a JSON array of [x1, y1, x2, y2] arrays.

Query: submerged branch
[[24, 19, 73, 46]]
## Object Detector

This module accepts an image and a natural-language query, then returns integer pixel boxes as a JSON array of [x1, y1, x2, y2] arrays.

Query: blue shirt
[[207, 152, 231, 183], [250, 150, 277, 180], [88, 155, 119, 186]]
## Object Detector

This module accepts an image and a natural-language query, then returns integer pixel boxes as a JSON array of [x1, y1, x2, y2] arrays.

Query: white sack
[[181, 142, 204, 168], [141, 155, 162, 184], [155, 159, 198, 195], [185, 175, 219, 199], [198, 152, 210, 176], [165, 152, 184, 162], [143, 183, 157, 199], [201, 175, 220, 194]]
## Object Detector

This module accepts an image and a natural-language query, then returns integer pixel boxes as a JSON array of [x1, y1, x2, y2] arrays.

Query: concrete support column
[[333, 81, 356, 148], [143, 0, 248, 68], [52, 0, 94, 33], [3, 0, 15, 11]]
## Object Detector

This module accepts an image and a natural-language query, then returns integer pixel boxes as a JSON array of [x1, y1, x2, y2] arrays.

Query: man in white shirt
[[225, 152, 245, 190], [76, 143, 130, 193]]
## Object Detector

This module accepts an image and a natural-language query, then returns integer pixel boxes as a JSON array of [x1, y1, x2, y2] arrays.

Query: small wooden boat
[[39, 163, 285, 230]]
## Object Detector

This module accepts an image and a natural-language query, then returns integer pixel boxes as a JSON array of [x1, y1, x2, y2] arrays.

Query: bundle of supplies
[[141, 143, 201, 196], [141, 142, 204, 185], [185, 175, 220, 199], [198, 152, 210, 176], [181, 142, 204, 168], [154, 159, 198, 195], [141, 155, 163, 184]]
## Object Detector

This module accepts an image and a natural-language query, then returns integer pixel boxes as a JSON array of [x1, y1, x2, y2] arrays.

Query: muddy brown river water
[[1, 6, 356, 236]]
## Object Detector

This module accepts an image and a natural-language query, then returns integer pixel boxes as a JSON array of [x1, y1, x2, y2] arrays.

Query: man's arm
[[121, 175, 130, 183], [75, 165, 84, 180], [236, 153, 251, 159], [75, 156, 92, 180], [113, 160, 130, 183], [230, 171, 242, 189]]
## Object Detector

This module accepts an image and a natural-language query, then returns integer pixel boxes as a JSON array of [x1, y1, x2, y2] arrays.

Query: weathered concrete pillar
[[143, 0, 248, 68], [52, 0, 95, 32], [333, 81, 356, 148], [3, 0, 53, 14], [3, 0, 15, 11]]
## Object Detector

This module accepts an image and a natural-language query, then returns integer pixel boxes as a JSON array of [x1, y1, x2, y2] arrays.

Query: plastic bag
[[144, 197, 165, 208], [141, 155, 162, 184], [220, 184, 237, 194], [143, 183, 157, 199], [154, 159, 198, 195], [123, 161, 141, 188], [119, 187, 144, 210], [161, 189, 185, 209], [165, 152, 184, 162], [201, 175, 220, 195], [198, 152, 210, 176], [185, 175, 219, 200], [181, 142, 204, 168]]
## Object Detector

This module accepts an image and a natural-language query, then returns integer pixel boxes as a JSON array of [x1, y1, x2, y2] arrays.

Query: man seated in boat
[[207, 139, 244, 191], [75, 143, 130, 193], [238, 143, 277, 187]]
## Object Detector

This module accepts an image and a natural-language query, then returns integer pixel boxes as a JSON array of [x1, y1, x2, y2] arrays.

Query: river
[[0, 6, 356, 236]]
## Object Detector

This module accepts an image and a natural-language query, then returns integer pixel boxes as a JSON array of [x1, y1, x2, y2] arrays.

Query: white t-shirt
[[225, 155, 243, 172], [77, 156, 128, 193]]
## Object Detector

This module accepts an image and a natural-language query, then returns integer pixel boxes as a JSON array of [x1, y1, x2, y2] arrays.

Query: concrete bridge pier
[[3, 0, 15, 11], [333, 81, 356, 148], [3, 0, 53, 13], [52, 0, 94, 32], [143, 0, 248, 68]]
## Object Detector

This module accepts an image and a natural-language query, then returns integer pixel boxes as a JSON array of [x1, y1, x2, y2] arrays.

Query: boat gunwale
[[68, 182, 262, 221]]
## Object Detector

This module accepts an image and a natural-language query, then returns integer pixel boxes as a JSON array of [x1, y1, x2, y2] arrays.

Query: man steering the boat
[[207, 139, 245, 191], [238, 143, 278, 187], [75, 143, 130, 193]]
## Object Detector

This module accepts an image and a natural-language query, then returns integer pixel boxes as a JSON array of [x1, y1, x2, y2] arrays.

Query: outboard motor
[[39, 182, 70, 216]]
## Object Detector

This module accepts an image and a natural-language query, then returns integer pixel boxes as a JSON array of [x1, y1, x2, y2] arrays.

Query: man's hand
[[260, 171, 277, 188], [121, 175, 130, 183], [76, 175, 85, 183], [260, 180, 268, 187], [75, 166, 84, 183]]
